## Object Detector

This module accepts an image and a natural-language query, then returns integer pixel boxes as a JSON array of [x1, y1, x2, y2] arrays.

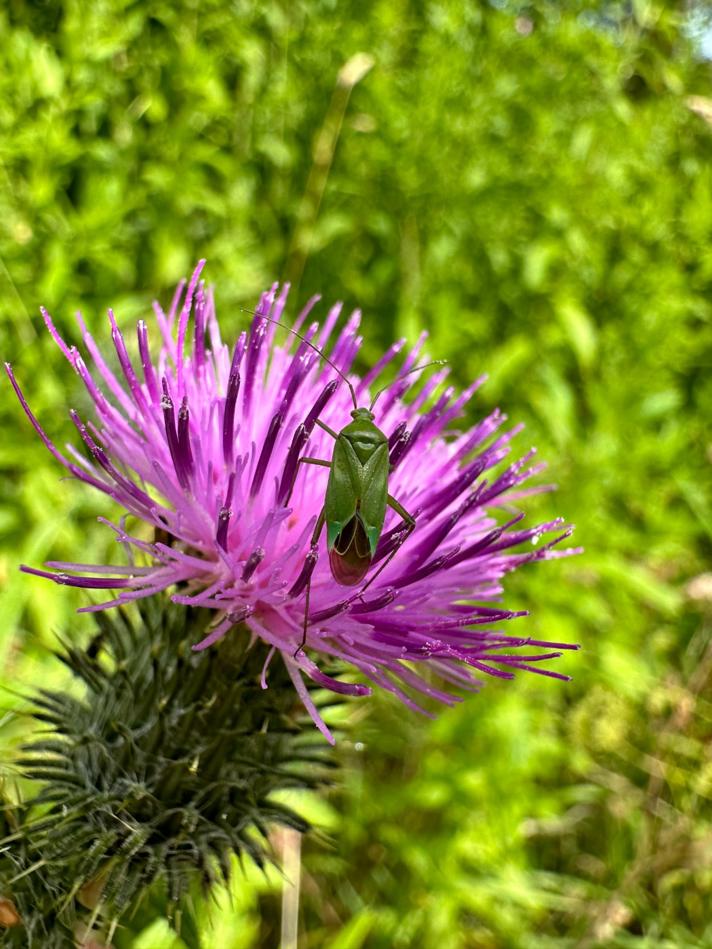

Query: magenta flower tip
[[10, 263, 579, 737]]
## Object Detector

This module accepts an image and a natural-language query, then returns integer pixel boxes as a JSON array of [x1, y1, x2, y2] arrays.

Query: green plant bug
[[255, 314, 444, 657]]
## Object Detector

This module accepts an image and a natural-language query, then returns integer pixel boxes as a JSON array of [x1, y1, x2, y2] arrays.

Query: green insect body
[[254, 313, 442, 656], [324, 409, 389, 585], [297, 399, 429, 659]]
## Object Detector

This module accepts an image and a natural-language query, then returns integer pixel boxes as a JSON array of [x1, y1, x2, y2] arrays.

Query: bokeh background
[[1, 2, 711, 946]]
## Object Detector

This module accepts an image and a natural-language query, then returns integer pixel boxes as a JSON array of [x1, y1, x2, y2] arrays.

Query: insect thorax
[[342, 417, 388, 465]]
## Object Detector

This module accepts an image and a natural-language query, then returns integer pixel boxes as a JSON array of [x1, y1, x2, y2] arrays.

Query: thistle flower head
[[6, 262, 579, 741]]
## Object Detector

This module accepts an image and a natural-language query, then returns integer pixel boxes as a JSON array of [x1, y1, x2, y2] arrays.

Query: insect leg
[[294, 507, 326, 659], [347, 495, 416, 604], [386, 494, 416, 529], [314, 418, 339, 440], [298, 457, 331, 468]]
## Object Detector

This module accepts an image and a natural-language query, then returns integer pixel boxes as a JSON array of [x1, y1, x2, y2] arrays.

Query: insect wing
[[325, 435, 359, 552], [358, 441, 389, 557], [329, 514, 372, 585]]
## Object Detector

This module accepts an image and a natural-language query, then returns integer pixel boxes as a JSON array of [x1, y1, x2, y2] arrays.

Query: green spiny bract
[[1, 597, 337, 946], [0, 796, 77, 947]]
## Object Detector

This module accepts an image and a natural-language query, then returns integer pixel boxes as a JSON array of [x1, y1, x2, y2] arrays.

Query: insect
[[256, 314, 443, 657]]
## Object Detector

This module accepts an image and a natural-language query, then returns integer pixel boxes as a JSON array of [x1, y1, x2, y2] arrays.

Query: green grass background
[[1, 1, 711, 946]]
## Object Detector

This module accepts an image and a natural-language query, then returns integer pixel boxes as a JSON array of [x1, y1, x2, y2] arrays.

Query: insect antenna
[[241, 308, 358, 410], [368, 360, 447, 412]]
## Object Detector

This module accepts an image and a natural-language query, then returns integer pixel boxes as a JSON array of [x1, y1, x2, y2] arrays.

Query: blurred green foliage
[[1, 0, 711, 946]]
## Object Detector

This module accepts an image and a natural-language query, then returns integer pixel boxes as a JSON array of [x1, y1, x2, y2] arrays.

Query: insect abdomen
[[329, 514, 372, 585]]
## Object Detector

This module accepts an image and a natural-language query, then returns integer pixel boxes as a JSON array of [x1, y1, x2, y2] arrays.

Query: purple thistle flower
[[6, 261, 580, 742]]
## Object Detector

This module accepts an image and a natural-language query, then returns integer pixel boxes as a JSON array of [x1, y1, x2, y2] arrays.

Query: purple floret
[[6, 261, 580, 742]]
